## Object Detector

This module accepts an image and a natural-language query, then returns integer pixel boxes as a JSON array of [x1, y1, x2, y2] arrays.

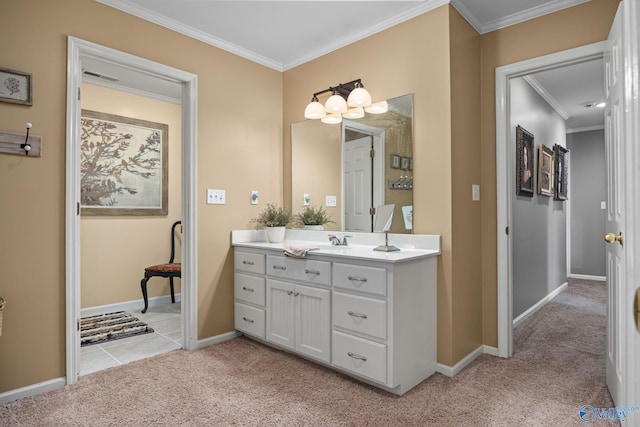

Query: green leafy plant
[[294, 205, 335, 227], [252, 203, 292, 228]]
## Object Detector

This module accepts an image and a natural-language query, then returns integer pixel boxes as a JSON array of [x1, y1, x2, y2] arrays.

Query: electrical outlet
[[601, 201, 607, 210], [326, 195, 337, 207], [303, 194, 310, 206], [207, 189, 225, 205], [251, 191, 259, 205]]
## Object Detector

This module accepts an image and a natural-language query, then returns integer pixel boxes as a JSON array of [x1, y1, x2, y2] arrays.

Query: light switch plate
[[303, 194, 310, 206], [326, 195, 337, 207], [207, 189, 225, 205], [601, 201, 607, 210], [472, 184, 480, 201]]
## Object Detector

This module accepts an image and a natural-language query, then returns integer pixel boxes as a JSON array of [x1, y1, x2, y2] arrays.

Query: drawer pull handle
[[242, 261, 255, 266], [242, 317, 255, 324], [347, 275, 368, 283], [348, 311, 368, 319], [347, 352, 367, 362], [293, 292, 299, 297], [305, 269, 321, 276], [287, 291, 293, 296], [242, 287, 254, 293], [272, 265, 287, 271]]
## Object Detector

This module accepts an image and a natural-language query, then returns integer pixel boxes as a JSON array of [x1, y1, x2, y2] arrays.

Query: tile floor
[[80, 302, 182, 376]]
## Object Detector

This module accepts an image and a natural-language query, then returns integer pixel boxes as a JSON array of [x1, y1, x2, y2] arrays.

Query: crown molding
[[283, 0, 449, 70], [449, 0, 484, 33], [480, 0, 590, 34], [522, 75, 569, 120], [566, 124, 605, 134], [97, 0, 285, 71]]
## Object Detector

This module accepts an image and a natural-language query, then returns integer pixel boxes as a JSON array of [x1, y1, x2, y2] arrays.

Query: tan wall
[[291, 120, 342, 230], [284, 5, 457, 364], [479, 0, 619, 347], [449, 8, 483, 362], [80, 84, 182, 308], [0, 0, 282, 392]]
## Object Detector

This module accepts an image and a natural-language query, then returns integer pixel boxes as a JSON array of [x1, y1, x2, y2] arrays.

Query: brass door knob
[[604, 232, 623, 245]]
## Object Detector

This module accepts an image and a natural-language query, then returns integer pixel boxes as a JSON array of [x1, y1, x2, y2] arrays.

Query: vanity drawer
[[235, 302, 265, 339], [234, 274, 265, 307], [333, 263, 387, 296], [333, 291, 387, 340], [235, 251, 265, 275], [332, 330, 387, 384], [266, 255, 331, 286]]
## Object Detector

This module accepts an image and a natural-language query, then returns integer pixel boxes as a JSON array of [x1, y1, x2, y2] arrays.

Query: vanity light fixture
[[304, 78, 373, 122], [365, 100, 389, 114]]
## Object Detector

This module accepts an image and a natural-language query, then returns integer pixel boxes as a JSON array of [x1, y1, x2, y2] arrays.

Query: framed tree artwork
[[537, 144, 554, 197], [80, 110, 168, 215], [554, 145, 569, 201], [516, 125, 534, 197]]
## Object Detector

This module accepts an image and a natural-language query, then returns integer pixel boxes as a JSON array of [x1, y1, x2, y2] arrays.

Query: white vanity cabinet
[[232, 231, 439, 396]]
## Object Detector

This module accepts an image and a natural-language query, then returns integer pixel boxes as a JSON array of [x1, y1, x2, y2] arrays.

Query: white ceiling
[[87, 0, 603, 130]]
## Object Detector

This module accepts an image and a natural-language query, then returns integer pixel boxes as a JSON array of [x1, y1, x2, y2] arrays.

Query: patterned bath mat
[[80, 311, 154, 347]]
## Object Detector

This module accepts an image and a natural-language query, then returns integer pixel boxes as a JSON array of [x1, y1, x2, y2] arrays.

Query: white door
[[344, 136, 373, 232], [604, 1, 640, 410], [295, 284, 331, 363], [266, 279, 295, 350]]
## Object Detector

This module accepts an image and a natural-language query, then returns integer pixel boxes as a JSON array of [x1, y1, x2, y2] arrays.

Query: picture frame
[[537, 144, 554, 197], [408, 157, 413, 171], [554, 145, 569, 201], [516, 125, 534, 197], [0, 67, 32, 106], [80, 110, 168, 216], [401, 156, 410, 170], [390, 154, 401, 169]]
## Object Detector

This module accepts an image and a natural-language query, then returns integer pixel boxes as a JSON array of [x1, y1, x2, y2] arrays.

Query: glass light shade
[[347, 87, 372, 107], [325, 94, 348, 114], [343, 107, 365, 119], [321, 113, 342, 124], [365, 100, 389, 114], [304, 100, 326, 119]]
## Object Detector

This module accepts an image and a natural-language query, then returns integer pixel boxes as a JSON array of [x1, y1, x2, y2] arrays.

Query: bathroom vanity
[[231, 229, 440, 395]]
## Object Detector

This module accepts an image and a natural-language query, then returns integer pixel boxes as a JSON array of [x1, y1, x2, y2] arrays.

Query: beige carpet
[[0, 279, 619, 426]]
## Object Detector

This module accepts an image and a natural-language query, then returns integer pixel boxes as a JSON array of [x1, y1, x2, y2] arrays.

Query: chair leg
[[169, 277, 176, 304], [141, 277, 150, 314]]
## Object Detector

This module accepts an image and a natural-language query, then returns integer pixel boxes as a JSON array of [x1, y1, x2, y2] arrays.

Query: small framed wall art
[[516, 125, 534, 197], [0, 68, 32, 106], [390, 154, 401, 169], [554, 144, 569, 201], [537, 144, 554, 197]]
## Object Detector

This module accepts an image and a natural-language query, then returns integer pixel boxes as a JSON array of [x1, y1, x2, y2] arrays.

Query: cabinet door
[[295, 284, 331, 363], [266, 279, 295, 350]]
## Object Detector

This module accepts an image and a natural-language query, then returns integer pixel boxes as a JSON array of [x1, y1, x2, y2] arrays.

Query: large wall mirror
[[291, 93, 413, 234]]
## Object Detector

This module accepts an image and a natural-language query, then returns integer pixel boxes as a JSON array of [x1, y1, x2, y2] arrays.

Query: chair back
[[169, 221, 182, 263]]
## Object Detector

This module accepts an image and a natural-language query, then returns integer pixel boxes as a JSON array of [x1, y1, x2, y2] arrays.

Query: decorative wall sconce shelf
[[0, 129, 42, 157]]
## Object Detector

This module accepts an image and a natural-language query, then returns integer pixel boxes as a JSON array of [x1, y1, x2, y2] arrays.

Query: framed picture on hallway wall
[[537, 144, 554, 197], [554, 145, 569, 201], [516, 125, 534, 197], [0, 67, 32, 105], [80, 110, 168, 216]]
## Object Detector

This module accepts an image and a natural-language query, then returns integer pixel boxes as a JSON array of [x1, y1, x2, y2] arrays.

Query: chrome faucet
[[328, 234, 352, 246]]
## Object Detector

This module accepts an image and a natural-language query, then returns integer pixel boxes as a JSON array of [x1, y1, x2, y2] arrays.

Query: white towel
[[283, 246, 318, 258]]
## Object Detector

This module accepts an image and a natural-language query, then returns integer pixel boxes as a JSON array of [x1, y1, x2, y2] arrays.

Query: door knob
[[604, 232, 623, 245]]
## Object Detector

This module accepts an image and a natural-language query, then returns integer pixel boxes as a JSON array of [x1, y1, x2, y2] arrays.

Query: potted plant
[[294, 205, 335, 230], [252, 203, 292, 243]]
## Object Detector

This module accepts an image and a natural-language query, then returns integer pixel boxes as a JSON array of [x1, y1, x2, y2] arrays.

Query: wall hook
[[0, 121, 42, 157], [20, 122, 32, 155]]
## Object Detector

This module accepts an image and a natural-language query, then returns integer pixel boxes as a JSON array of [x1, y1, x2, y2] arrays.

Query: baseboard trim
[[513, 282, 568, 329], [0, 377, 66, 405], [436, 345, 500, 377], [568, 274, 606, 281], [81, 294, 182, 317], [195, 330, 239, 350]]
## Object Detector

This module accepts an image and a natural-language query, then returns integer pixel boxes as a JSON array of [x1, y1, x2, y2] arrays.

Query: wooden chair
[[140, 220, 182, 313]]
